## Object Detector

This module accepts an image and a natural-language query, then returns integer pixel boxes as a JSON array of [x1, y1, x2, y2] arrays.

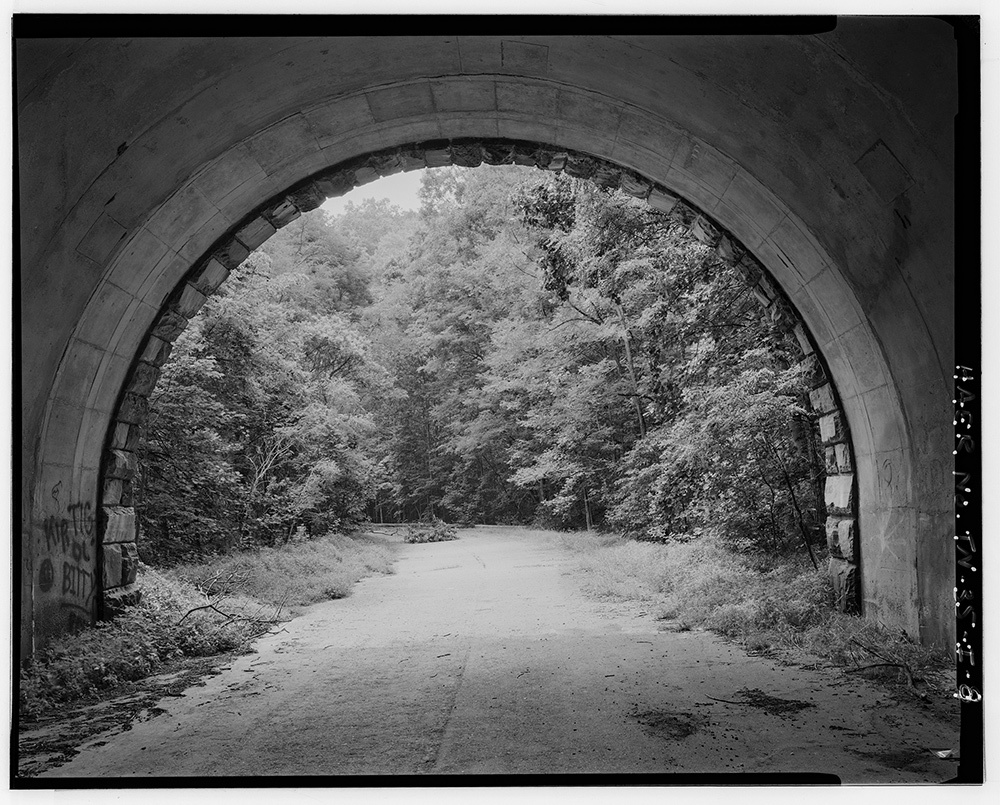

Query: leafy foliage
[[138, 163, 824, 569]]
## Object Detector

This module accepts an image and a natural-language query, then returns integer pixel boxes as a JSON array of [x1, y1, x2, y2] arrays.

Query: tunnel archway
[[18, 32, 955, 655]]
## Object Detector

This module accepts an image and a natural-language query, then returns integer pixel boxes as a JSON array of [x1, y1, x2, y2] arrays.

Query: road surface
[[34, 526, 959, 781]]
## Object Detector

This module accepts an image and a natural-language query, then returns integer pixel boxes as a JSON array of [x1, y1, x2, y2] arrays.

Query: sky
[[320, 169, 425, 217]]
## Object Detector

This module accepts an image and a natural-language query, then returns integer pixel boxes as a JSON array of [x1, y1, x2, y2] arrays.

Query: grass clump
[[403, 519, 459, 544], [565, 532, 953, 695], [172, 530, 395, 607]]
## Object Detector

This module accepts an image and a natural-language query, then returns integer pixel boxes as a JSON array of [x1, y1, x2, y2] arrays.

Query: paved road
[[40, 526, 959, 781]]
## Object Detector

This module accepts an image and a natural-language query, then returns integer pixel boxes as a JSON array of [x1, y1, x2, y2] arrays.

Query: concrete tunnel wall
[[17, 29, 956, 656]]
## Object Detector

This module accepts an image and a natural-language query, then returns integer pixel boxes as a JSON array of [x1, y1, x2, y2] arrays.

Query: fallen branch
[[705, 695, 750, 706]]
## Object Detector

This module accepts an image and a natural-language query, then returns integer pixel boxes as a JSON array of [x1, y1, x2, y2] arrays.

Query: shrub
[[565, 531, 952, 693], [19, 565, 268, 719], [19, 530, 397, 720], [403, 519, 459, 544]]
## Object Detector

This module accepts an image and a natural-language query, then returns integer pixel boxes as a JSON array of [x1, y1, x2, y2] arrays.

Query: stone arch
[[20, 35, 954, 654], [62, 133, 868, 626]]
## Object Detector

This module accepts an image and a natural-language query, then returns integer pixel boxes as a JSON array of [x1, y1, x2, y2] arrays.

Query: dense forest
[[137, 166, 825, 567]]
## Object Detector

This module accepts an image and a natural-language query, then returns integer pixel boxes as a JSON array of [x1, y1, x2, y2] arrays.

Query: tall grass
[[172, 531, 395, 607], [565, 532, 953, 694], [19, 531, 396, 720]]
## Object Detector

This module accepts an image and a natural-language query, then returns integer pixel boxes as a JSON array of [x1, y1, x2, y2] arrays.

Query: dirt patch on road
[[17, 652, 239, 778], [631, 708, 704, 739]]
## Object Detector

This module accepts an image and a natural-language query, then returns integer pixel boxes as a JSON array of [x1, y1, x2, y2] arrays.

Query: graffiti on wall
[[38, 480, 97, 627]]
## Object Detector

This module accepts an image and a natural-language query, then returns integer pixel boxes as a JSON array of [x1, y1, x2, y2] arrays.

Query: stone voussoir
[[116, 392, 149, 425], [189, 256, 230, 297], [150, 309, 189, 343], [834, 442, 853, 472], [647, 186, 680, 214], [102, 542, 124, 588], [825, 473, 855, 513], [690, 215, 722, 247], [109, 421, 142, 451], [819, 410, 846, 444], [124, 361, 161, 398], [101, 505, 137, 544], [450, 142, 484, 168], [809, 383, 838, 415], [564, 153, 596, 179], [715, 234, 743, 263], [213, 237, 252, 271], [167, 282, 208, 319], [423, 140, 452, 168], [263, 198, 301, 228], [121, 542, 140, 586], [313, 165, 358, 199], [286, 180, 326, 214], [235, 216, 277, 251], [103, 448, 138, 481], [139, 334, 173, 367]]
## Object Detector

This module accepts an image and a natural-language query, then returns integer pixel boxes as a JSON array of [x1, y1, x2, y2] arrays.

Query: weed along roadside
[[22, 526, 959, 782], [17, 531, 398, 726]]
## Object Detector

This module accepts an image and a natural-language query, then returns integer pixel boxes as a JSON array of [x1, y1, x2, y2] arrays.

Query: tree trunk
[[613, 302, 647, 439]]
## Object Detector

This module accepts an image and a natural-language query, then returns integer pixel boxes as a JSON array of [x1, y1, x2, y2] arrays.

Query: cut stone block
[[168, 283, 208, 319], [214, 238, 251, 270], [150, 309, 189, 342], [189, 257, 230, 296], [369, 150, 406, 176], [481, 140, 514, 165], [265, 198, 301, 228], [353, 165, 380, 185], [592, 165, 621, 189], [825, 473, 855, 512], [101, 506, 137, 544], [399, 151, 427, 171], [103, 543, 124, 588], [564, 154, 596, 179], [809, 384, 837, 414], [544, 152, 568, 172], [837, 518, 858, 563], [450, 143, 483, 168], [125, 361, 161, 397], [835, 442, 853, 473], [121, 542, 139, 586], [139, 335, 173, 367], [647, 187, 680, 214], [670, 202, 698, 227], [824, 446, 838, 474], [423, 141, 452, 168], [313, 167, 357, 198], [116, 393, 149, 424], [829, 557, 860, 613], [110, 421, 142, 451], [235, 216, 276, 251], [819, 411, 845, 443], [287, 181, 326, 213], [792, 323, 814, 356], [103, 477, 125, 506], [103, 584, 142, 619], [690, 215, 721, 246], [104, 448, 137, 481], [715, 234, 742, 263], [734, 253, 763, 284]]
